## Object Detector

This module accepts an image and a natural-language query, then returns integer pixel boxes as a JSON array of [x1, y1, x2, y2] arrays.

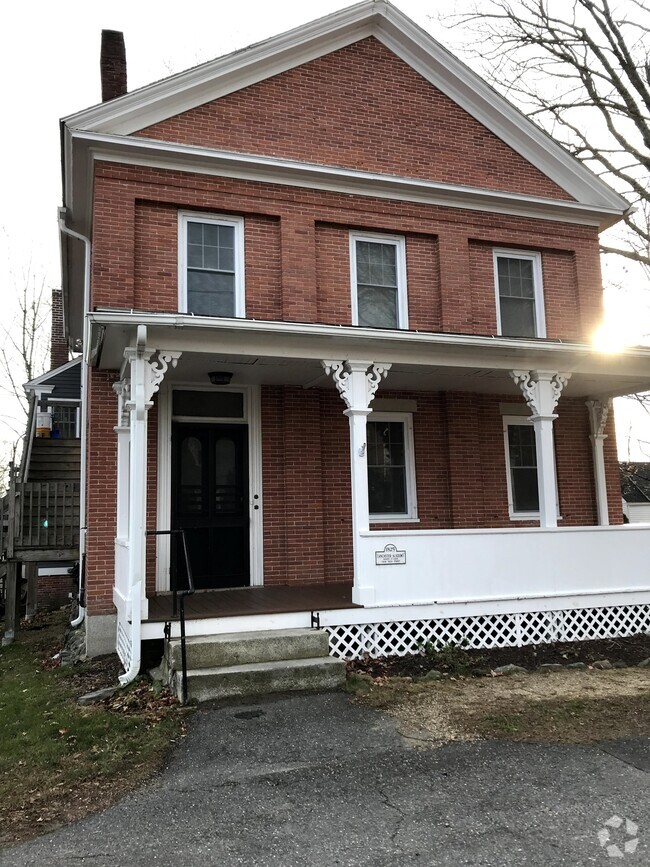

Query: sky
[[1, 0, 649, 458]]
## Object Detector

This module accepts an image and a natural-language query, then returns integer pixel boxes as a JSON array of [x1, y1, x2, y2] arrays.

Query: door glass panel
[[214, 436, 239, 513], [180, 436, 203, 513]]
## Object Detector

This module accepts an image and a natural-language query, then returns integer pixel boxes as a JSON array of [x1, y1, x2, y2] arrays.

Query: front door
[[171, 423, 250, 589]]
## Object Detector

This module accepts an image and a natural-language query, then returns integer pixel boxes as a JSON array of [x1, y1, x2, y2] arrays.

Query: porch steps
[[164, 628, 345, 703]]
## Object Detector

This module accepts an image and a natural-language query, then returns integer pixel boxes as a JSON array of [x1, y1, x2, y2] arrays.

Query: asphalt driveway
[[2, 691, 648, 865]]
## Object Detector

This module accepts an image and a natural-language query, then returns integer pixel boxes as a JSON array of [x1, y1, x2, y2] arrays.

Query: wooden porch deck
[[146, 582, 356, 622]]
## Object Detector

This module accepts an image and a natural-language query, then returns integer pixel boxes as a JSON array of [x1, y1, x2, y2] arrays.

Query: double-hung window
[[367, 413, 417, 521], [493, 250, 545, 338], [350, 233, 408, 329], [179, 213, 245, 318]]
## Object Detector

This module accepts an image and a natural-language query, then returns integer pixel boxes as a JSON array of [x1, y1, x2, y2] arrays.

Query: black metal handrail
[[146, 528, 195, 705]]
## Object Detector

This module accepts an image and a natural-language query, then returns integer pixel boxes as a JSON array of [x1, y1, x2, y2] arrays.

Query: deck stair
[[163, 628, 345, 703]]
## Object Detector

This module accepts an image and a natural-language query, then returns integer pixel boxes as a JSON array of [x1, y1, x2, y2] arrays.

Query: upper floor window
[[350, 233, 408, 329], [493, 250, 545, 338], [179, 213, 245, 318]]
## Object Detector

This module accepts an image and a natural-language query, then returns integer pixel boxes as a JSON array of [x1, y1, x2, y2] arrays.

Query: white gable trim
[[62, 0, 627, 214], [66, 130, 623, 232]]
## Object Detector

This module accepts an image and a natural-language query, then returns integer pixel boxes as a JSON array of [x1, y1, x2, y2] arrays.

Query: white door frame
[[155, 383, 263, 591]]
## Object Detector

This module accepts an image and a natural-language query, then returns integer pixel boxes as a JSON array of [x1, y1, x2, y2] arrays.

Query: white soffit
[[62, 0, 628, 214]]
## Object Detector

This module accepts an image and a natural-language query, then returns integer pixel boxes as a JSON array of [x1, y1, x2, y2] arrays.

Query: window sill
[[370, 516, 420, 524], [509, 514, 563, 521]]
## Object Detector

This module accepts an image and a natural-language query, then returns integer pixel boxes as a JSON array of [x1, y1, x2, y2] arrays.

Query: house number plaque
[[375, 543, 406, 566]]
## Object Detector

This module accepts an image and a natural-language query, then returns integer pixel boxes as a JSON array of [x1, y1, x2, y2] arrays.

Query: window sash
[[351, 234, 407, 329], [507, 423, 539, 514], [179, 214, 244, 318], [493, 250, 544, 339], [367, 414, 417, 521]]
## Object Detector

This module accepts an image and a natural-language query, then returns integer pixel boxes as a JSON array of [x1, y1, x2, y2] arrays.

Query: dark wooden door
[[171, 423, 250, 589]]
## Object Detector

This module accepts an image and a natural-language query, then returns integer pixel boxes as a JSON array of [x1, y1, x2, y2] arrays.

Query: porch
[[86, 312, 650, 666]]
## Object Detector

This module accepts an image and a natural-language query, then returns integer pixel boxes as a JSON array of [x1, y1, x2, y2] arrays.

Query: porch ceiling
[[88, 311, 650, 399]]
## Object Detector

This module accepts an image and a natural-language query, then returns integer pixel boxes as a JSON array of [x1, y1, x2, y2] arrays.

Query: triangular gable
[[24, 357, 81, 392], [135, 37, 569, 201], [63, 1, 628, 212]]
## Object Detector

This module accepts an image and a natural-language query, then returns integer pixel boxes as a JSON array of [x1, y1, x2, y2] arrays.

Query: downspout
[[118, 324, 147, 686], [58, 208, 90, 628]]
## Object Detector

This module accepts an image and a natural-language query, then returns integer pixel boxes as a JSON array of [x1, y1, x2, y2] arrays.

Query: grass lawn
[[0, 610, 188, 848]]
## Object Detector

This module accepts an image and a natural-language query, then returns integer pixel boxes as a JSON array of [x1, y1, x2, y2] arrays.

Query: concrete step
[[167, 628, 330, 670], [174, 656, 346, 703]]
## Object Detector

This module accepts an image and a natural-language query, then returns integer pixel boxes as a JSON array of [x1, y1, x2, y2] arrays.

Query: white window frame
[[368, 412, 418, 523], [350, 232, 408, 329], [493, 248, 545, 339], [178, 212, 246, 318]]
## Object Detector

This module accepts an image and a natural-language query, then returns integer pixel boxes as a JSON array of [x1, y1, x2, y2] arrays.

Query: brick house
[[59, 1, 650, 687]]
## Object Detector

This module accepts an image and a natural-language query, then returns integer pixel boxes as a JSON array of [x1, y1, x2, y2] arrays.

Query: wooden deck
[[146, 582, 356, 622]]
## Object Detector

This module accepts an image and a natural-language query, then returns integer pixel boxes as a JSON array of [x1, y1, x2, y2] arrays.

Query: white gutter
[[58, 208, 89, 629], [118, 325, 147, 686]]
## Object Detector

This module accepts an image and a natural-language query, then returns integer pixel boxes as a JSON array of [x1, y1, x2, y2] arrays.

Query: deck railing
[[0, 481, 81, 553]]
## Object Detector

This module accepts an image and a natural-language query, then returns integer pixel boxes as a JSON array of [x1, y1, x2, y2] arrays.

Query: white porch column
[[112, 381, 131, 541], [323, 360, 391, 606], [511, 370, 571, 529], [586, 399, 611, 526], [117, 326, 181, 684]]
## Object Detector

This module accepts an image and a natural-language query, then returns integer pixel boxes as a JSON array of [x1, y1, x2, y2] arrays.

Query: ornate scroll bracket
[[511, 369, 571, 418], [146, 351, 182, 402], [322, 360, 350, 406], [322, 360, 392, 410], [586, 399, 611, 439]]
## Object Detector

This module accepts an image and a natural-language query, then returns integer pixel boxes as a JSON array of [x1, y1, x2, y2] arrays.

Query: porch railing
[[147, 529, 195, 705]]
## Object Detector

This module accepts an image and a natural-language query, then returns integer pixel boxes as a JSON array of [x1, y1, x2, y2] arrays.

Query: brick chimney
[[50, 289, 68, 370], [100, 30, 127, 102]]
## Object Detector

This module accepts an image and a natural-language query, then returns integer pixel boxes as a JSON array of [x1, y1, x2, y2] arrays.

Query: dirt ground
[[367, 667, 650, 747]]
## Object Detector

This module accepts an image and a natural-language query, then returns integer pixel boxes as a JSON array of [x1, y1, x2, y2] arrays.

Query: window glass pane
[[187, 271, 235, 317], [173, 391, 244, 418], [185, 221, 237, 316], [512, 468, 539, 513], [358, 286, 398, 328], [497, 257, 535, 298], [500, 296, 536, 338], [368, 421, 408, 514], [507, 425, 539, 513]]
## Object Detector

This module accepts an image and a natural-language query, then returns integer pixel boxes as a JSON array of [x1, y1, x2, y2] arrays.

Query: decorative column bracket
[[510, 369, 571, 418], [586, 399, 611, 440], [322, 360, 391, 411]]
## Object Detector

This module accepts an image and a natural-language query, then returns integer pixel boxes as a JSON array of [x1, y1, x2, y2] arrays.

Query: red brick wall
[[137, 38, 571, 202], [86, 369, 119, 616], [257, 387, 618, 586], [91, 162, 603, 340], [37, 572, 72, 610]]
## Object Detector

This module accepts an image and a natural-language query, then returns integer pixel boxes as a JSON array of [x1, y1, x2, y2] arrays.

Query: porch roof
[[88, 310, 650, 400]]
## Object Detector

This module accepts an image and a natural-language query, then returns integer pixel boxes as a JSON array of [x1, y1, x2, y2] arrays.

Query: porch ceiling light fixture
[[208, 371, 234, 385]]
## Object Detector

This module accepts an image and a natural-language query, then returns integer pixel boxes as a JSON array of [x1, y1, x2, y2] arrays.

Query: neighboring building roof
[[24, 357, 82, 400], [620, 462, 650, 504]]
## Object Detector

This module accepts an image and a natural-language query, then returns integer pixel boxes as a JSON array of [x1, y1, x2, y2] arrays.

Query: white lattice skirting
[[326, 604, 650, 660]]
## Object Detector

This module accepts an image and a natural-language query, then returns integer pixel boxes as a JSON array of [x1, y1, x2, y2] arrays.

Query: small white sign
[[375, 543, 406, 566]]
